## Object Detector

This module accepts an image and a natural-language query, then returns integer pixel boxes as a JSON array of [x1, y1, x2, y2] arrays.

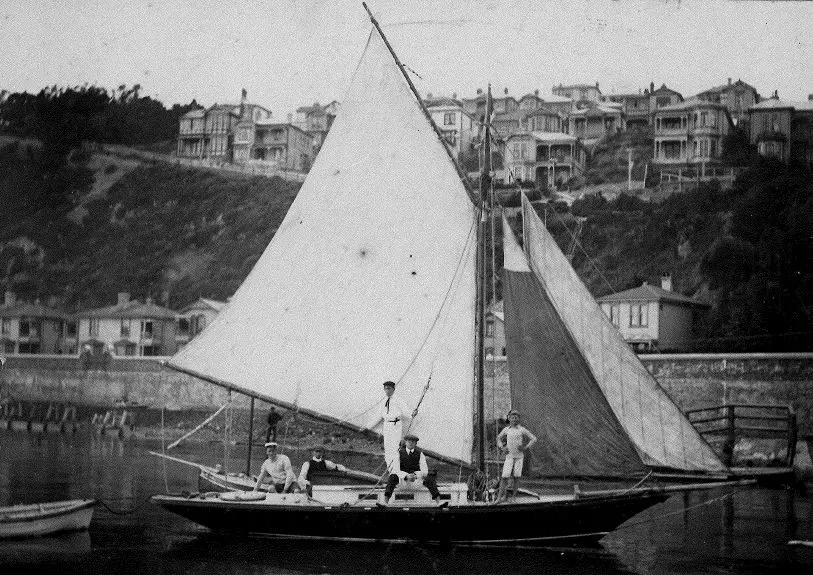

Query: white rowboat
[[0, 499, 96, 539]]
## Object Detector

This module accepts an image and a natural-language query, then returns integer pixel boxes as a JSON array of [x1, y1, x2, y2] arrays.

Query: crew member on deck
[[252, 441, 295, 493], [297, 446, 347, 497], [364, 380, 411, 471], [382, 434, 445, 506], [496, 409, 537, 502]]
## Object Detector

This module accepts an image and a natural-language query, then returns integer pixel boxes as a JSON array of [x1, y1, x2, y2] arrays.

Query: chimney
[[534, 89, 539, 97], [661, 273, 673, 292], [287, 112, 293, 123], [503, 87, 508, 96], [4, 290, 16, 306], [728, 77, 732, 86], [476, 88, 483, 96], [240, 88, 247, 117], [650, 81, 655, 93], [595, 81, 599, 90], [774, 90, 778, 99], [452, 92, 457, 99], [426, 92, 432, 99], [117, 292, 130, 306], [809, 94, 813, 101]]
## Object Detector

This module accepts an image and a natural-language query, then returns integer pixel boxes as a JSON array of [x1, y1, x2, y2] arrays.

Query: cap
[[311, 445, 325, 452], [264, 441, 278, 448], [383, 380, 396, 388], [507, 409, 520, 416], [404, 433, 419, 441]]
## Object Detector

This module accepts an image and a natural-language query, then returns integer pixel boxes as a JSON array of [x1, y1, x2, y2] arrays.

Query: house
[[596, 275, 709, 352], [242, 121, 314, 172], [649, 82, 683, 112], [538, 95, 574, 117], [524, 108, 565, 133], [697, 78, 759, 126], [748, 94, 813, 167], [0, 291, 75, 355], [461, 89, 519, 121], [567, 103, 623, 142], [76, 293, 178, 357], [503, 132, 586, 190], [553, 83, 602, 105], [425, 97, 477, 156], [605, 92, 651, 129], [294, 101, 339, 154], [176, 297, 226, 349], [177, 89, 271, 161], [653, 98, 733, 165]]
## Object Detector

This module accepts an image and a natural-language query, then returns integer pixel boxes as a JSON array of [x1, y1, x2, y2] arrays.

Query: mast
[[476, 86, 493, 472]]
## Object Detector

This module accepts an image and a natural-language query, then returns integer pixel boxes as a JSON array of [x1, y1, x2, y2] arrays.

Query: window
[[19, 320, 30, 337], [486, 320, 495, 336], [3, 340, 15, 353], [629, 303, 648, 327], [443, 112, 455, 125], [89, 319, 99, 337], [120, 319, 131, 338], [17, 342, 40, 354], [192, 314, 207, 336], [177, 317, 190, 335], [0, 318, 9, 335], [141, 320, 154, 339], [608, 304, 620, 327], [512, 143, 521, 160]]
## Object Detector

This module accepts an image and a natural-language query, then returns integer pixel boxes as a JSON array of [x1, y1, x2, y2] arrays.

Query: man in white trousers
[[365, 380, 411, 472]]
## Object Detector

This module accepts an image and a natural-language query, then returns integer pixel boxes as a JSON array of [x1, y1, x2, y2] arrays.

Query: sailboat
[[151, 4, 740, 545]]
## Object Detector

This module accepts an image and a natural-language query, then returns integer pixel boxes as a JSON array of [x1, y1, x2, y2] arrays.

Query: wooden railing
[[685, 403, 798, 467]]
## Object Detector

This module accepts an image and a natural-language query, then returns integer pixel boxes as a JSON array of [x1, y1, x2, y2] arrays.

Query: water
[[1, 432, 811, 574]]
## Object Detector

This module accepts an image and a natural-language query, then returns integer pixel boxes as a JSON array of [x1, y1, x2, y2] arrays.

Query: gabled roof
[[181, 109, 206, 119], [424, 96, 463, 108], [596, 282, 710, 308], [179, 297, 227, 314], [0, 301, 69, 319], [78, 299, 177, 320], [650, 84, 683, 99]]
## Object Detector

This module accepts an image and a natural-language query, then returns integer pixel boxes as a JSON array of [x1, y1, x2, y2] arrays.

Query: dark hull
[[151, 491, 668, 545]]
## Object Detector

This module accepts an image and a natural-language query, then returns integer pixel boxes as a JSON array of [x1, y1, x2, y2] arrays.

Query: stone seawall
[[2, 353, 812, 434]]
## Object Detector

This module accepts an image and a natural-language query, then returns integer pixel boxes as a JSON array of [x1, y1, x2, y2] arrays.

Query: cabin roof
[[596, 283, 710, 307]]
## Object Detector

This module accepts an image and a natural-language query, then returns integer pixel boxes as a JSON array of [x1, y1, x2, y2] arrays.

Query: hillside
[[581, 127, 656, 188], [0, 142, 300, 309], [1, 140, 810, 351]]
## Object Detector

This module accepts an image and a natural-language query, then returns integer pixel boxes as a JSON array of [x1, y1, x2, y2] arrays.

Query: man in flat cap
[[252, 441, 295, 493], [382, 433, 444, 506], [364, 380, 411, 472]]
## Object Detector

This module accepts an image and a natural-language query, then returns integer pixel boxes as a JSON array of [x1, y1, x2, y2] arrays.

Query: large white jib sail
[[502, 196, 725, 474], [168, 28, 478, 464]]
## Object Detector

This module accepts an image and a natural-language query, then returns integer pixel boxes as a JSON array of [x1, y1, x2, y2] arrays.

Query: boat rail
[[685, 403, 798, 467]]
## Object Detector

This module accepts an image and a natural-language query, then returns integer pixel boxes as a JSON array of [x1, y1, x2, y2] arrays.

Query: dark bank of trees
[[560, 157, 813, 352], [0, 84, 200, 211]]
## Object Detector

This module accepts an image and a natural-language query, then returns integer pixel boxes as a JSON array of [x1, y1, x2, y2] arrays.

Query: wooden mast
[[476, 87, 493, 472]]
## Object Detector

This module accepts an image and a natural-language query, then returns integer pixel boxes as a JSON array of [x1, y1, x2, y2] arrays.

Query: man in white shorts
[[496, 409, 537, 502]]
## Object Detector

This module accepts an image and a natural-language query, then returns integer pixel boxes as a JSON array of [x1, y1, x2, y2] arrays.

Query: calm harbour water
[[0, 431, 811, 575]]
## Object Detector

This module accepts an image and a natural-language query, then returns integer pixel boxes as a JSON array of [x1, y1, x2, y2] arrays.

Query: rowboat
[[0, 499, 96, 539]]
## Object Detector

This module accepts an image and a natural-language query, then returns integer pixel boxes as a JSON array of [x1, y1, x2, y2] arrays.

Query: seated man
[[297, 445, 347, 497], [252, 441, 295, 493], [382, 433, 446, 507]]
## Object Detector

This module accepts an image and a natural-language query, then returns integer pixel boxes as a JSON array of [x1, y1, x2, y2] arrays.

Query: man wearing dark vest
[[382, 433, 445, 506], [297, 446, 347, 497]]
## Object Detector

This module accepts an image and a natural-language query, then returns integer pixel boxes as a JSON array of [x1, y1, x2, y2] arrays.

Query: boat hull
[[151, 491, 667, 545], [0, 500, 96, 539]]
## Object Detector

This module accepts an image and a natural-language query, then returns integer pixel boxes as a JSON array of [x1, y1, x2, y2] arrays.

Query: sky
[[1, 0, 811, 116]]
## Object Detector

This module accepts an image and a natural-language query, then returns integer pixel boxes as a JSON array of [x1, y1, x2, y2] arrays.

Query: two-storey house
[[503, 131, 586, 190], [596, 275, 709, 352], [568, 103, 623, 142], [0, 292, 74, 355], [697, 78, 759, 126], [653, 99, 733, 165], [605, 92, 651, 129], [426, 97, 477, 156], [294, 101, 339, 154], [77, 293, 178, 357], [248, 121, 314, 172], [749, 95, 813, 167], [649, 83, 683, 112]]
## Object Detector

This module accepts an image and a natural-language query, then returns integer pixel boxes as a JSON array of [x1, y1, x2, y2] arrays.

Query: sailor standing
[[364, 380, 411, 472]]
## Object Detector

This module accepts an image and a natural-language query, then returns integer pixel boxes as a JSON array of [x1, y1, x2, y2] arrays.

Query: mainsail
[[502, 196, 725, 474], [169, 28, 478, 464]]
